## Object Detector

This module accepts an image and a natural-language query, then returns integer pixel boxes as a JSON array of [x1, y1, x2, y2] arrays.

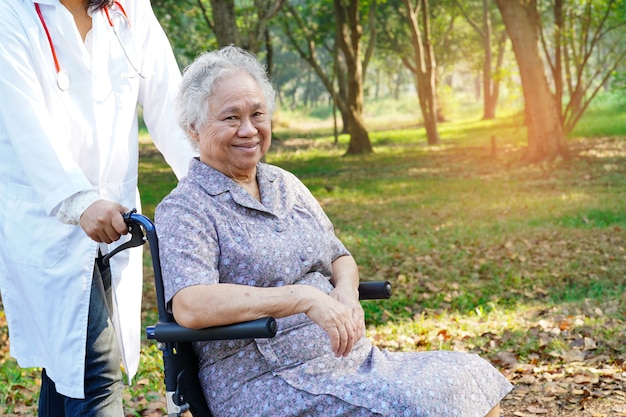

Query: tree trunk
[[334, 0, 373, 154], [265, 27, 274, 77], [402, 0, 440, 145], [495, 0, 568, 162], [553, 0, 563, 121], [209, 0, 241, 48], [454, 0, 506, 120], [335, 52, 351, 134], [484, 30, 507, 120], [208, 0, 285, 53], [481, 0, 495, 120]]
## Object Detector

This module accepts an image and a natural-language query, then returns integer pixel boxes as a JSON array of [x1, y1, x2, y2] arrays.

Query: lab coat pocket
[[3, 185, 70, 268], [114, 77, 139, 110]]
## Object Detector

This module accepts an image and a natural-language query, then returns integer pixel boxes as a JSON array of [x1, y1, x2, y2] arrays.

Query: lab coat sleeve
[[133, 0, 196, 180], [0, 4, 94, 214]]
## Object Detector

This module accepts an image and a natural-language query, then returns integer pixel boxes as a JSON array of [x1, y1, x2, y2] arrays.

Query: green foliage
[[137, 139, 180, 220], [152, 0, 218, 67], [570, 91, 626, 138], [0, 358, 39, 413]]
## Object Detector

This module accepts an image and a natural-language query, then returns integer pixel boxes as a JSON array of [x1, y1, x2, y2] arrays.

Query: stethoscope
[[34, 1, 143, 91]]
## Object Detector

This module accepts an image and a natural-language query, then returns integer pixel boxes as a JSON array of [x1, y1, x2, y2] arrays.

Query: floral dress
[[155, 158, 513, 417]]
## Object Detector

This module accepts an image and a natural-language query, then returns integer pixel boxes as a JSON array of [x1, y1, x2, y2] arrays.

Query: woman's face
[[194, 71, 271, 179]]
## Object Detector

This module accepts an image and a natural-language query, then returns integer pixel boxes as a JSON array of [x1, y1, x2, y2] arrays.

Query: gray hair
[[176, 46, 276, 142]]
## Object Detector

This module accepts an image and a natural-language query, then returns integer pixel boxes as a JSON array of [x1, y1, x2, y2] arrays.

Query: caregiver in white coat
[[0, 0, 195, 415]]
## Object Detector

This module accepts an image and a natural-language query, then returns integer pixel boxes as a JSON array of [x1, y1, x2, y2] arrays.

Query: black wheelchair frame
[[110, 211, 392, 417]]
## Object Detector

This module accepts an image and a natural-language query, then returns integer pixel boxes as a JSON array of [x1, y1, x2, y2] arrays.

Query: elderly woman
[[155, 46, 512, 417]]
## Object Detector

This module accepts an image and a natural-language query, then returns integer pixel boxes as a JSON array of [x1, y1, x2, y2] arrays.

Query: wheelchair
[[106, 211, 392, 417]]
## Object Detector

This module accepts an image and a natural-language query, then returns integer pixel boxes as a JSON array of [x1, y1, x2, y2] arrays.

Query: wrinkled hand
[[330, 286, 366, 346], [79, 200, 129, 244], [305, 288, 365, 357]]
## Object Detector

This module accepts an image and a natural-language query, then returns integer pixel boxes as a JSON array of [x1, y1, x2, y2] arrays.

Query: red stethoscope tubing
[[103, 1, 129, 27], [34, 1, 129, 90], [34, 3, 61, 74]]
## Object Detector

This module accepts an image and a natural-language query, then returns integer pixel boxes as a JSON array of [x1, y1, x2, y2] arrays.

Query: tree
[[381, 0, 441, 145], [279, 1, 349, 132], [335, 0, 374, 154], [495, 0, 569, 162], [207, 0, 286, 53], [152, 0, 218, 66], [279, 0, 375, 154], [454, 0, 508, 120], [539, 0, 626, 134], [152, 0, 285, 62], [402, 0, 440, 145]]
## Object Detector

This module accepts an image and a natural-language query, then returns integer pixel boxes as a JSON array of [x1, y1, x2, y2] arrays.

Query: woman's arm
[[172, 282, 317, 329], [329, 254, 360, 298], [172, 280, 361, 357]]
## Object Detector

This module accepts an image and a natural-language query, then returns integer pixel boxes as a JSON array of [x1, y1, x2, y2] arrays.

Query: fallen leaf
[[526, 405, 549, 414], [562, 349, 586, 362]]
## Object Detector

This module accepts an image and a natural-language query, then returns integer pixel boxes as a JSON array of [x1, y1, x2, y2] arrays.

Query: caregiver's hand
[[80, 200, 129, 244]]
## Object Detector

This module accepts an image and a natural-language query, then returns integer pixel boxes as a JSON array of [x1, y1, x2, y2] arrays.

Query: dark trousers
[[38, 255, 124, 417]]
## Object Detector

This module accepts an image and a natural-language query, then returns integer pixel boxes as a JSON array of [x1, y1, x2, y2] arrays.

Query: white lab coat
[[0, 0, 195, 399]]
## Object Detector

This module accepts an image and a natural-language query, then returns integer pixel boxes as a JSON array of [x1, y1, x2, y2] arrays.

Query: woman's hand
[[325, 254, 366, 354], [330, 285, 366, 345], [303, 288, 363, 358]]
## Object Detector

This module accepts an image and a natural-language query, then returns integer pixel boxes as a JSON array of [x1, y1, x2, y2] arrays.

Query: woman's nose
[[237, 118, 258, 137]]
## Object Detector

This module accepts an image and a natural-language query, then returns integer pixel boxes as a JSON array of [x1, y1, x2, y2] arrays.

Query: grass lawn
[[1, 92, 625, 416]]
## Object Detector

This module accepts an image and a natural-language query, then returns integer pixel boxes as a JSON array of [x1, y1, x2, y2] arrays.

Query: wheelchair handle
[[358, 281, 392, 300]]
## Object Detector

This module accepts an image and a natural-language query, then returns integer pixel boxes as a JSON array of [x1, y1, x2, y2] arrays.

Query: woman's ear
[[187, 126, 199, 141]]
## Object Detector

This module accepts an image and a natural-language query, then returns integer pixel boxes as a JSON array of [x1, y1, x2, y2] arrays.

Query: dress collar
[[187, 158, 279, 213]]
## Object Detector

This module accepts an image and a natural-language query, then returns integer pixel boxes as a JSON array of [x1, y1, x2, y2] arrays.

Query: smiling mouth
[[234, 142, 259, 150]]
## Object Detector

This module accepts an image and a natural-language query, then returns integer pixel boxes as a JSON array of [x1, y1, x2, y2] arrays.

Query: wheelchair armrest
[[147, 317, 277, 342], [147, 282, 391, 343]]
